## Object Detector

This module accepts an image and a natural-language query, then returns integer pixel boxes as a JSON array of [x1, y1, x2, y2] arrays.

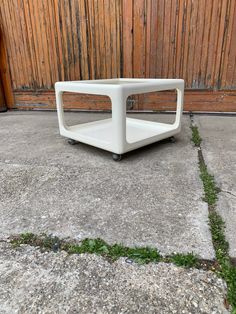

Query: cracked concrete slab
[[0, 112, 214, 258], [0, 243, 228, 314], [195, 115, 236, 258]]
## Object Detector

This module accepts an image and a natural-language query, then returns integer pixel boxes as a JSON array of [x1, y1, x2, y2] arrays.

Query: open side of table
[[55, 78, 184, 160]]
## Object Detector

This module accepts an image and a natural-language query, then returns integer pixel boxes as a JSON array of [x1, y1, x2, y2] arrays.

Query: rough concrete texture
[[0, 112, 214, 258], [0, 243, 228, 314], [195, 116, 236, 258]]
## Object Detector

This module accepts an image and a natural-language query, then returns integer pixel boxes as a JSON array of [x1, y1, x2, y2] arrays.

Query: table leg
[[111, 90, 127, 154], [174, 86, 184, 129], [55, 89, 67, 132]]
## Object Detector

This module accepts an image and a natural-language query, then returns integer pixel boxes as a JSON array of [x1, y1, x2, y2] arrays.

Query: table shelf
[[64, 118, 177, 153]]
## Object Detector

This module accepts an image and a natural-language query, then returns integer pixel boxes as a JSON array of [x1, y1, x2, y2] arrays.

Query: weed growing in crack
[[190, 119, 236, 312], [199, 161, 218, 205], [191, 125, 202, 146], [209, 211, 236, 310], [209, 212, 229, 257], [168, 253, 199, 268], [11, 233, 201, 267], [11, 232, 37, 247]]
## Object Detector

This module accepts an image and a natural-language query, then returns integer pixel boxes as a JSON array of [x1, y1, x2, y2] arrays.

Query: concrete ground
[[0, 242, 227, 314], [196, 115, 236, 258], [0, 111, 234, 313], [0, 111, 213, 258]]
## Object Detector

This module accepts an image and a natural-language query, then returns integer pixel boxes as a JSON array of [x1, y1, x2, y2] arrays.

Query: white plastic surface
[[55, 78, 184, 154]]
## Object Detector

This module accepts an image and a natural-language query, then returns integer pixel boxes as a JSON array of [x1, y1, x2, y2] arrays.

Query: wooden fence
[[0, 0, 236, 111]]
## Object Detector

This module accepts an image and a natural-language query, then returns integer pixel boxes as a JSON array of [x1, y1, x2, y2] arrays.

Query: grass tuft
[[191, 126, 202, 146]]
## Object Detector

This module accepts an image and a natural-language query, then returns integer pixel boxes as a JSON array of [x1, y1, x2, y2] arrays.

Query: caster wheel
[[68, 139, 77, 145], [112, 153, 122, 161], [169, 136, 176, 143]]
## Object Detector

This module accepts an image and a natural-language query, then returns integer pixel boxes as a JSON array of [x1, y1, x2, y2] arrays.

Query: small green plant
[[208, 212, 236, 310], [199, 161, 218, 205], [61, 239, 162, 264], [168, 253, 199, 268], [220, 260, 236, 310], [209, 212, 229, 257], [125, 247, 161, 264], [11, 232, 37, 247], [191, 125, 202, 146]]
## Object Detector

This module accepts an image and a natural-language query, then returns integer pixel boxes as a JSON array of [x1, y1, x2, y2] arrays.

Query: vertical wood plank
[[168, 0, 178, 78], [175, 0, 185, 78], [78, 0, 90, 80], [133, 0, 146, 78], [156, 0, 165, 77], [192, 0, 205, 88], [22, 0, 39, 87], [16, 0, 33, 88], [115, 0, 121, 78], [145, 0, 151, 78], [149, 0, 158, 78], [122, 0, 133, 77], [199, 0, 212, 88], [53, 0, 65, 81], [220, 0, 235, 88], [213, 0, 228, 88], [86, 0, 95, 79], [187, 0, 199, 87], [104, 0, 111, 78], [182, 0, 192, 87], [224, 0, 236, 88], [205, 0, 220, 88], [162, 0, 172, 77]]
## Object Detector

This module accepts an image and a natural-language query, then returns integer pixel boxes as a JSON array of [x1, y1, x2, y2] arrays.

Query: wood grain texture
[[122, 0, 236, 90], [0, 0, 235, 111], [0, 0, 121, 89]]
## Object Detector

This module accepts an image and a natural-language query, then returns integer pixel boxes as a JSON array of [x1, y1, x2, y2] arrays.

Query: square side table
[[55, 78, 184, 160]]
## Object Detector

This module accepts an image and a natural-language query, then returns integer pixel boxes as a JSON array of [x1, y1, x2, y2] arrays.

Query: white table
[[55, 78, 184, 160]]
